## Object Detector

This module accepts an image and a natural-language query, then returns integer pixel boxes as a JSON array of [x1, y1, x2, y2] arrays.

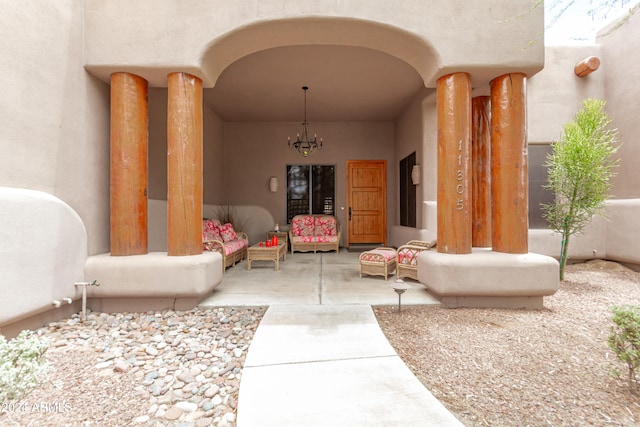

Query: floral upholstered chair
[[396, 240, 437, 280], [202, 218, 248, 272]]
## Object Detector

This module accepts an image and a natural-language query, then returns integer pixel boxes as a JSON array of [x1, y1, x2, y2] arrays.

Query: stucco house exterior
[[1, 1, 639, 336]]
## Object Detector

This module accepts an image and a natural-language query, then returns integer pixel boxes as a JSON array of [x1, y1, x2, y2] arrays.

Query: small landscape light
[[391, 279, 410, 312]]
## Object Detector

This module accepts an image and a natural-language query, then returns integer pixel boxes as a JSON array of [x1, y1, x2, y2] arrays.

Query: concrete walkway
[[199, 250, 463, 426], [236, 305, 463, 426]]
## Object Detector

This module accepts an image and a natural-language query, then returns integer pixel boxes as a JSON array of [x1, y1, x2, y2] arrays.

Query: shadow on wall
[[148, 199, 276, 251]]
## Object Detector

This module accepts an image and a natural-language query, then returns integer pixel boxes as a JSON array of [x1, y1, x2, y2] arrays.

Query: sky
[[545, 0, 640, 44]]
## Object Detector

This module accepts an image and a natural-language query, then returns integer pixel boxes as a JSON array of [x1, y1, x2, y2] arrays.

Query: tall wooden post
[[472, 96, 492, 247], [110, 72, 148, 256], [490, 73, 528, 254], [167, 72, 203, 256], [437, 72, 472, 254]]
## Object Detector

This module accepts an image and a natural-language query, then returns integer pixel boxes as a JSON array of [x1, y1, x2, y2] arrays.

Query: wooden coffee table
[[247, 242, 287, 270]]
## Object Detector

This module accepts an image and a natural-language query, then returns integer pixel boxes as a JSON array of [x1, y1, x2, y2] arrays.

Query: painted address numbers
[[456, 139, 464, 211]]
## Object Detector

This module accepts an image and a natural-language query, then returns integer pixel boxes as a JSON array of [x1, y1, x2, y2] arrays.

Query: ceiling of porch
[[204, 45, 426, 122]]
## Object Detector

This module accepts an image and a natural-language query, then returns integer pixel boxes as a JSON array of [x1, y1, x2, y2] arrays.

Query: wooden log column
[[490, 73, 528, 254], [437, 72, 472, 254], [472, 96, 492, 247], [110, 72, 148, 256], [167, 72, 203, 256]]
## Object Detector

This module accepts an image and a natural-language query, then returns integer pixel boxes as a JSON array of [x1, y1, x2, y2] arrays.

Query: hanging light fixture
[[288, 86, 323, 157]]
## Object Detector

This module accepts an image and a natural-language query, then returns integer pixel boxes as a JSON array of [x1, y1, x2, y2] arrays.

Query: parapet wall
[[530, 199, 640, 265], [0, 187, 86, 332]]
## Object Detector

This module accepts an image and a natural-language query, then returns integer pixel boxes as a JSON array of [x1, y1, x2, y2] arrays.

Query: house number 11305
[[455, 139, 464, 211]]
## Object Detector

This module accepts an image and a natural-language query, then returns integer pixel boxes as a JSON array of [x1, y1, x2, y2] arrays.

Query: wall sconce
[[411, 165, 421, 185], [269, 176, 278, 193]]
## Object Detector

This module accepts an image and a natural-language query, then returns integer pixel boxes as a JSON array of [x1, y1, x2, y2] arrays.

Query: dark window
[[399, 152, 417, 227], [528, 145, 554, 229], [287, 165, 335, 223]]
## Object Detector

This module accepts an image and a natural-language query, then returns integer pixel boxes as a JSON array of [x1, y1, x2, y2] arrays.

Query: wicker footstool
[[359, 247, 397, 280]]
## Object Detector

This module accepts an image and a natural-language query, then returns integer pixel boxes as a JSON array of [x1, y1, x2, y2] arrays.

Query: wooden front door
[[346, 160, 387, 246]]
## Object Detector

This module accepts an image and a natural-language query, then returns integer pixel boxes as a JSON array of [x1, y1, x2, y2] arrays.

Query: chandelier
[[288, 86, 323, 157]]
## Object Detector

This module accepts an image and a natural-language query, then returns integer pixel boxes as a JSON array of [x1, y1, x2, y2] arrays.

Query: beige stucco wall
[[148, 200, 276, 250], [390, 88, 439, 233], [527, 45, 605, 145], [524, 12, 640, 264], [84, 0, 543, 89], [220, 121, 395, 237], [420, 93, 439, 204], [529, 199, 640, 265], [394, 89, 432, 228], [0, 1, 111, 255], [599, 10, 640, 199]]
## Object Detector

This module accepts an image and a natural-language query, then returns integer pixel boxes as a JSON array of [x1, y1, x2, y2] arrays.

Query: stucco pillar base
[[84, 252, 223, 312], [417, 248, 559, 309]]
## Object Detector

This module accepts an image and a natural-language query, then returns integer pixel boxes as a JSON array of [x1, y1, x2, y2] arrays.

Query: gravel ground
[[1, 307, 266, 427], [2, 259, 638, 426], [375, 259, 640, 426]]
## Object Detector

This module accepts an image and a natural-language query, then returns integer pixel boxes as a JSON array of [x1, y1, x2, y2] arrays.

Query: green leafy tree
[[541, 98, 619, 280]]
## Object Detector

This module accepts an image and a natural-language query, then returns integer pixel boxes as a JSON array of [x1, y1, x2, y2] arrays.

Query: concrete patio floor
[[198, 248, 441, 307]]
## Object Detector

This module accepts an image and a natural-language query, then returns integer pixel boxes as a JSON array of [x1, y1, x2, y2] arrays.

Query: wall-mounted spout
[[52, 300, 61, 308], [62, 297, 72, 305], [74, 279, 100, 321]]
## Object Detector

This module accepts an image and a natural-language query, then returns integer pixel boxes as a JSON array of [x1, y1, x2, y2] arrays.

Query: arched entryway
[[104, 13, 555, 311]]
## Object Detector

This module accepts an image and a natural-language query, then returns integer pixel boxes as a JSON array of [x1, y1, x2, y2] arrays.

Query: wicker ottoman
[[359, 247, 397, 280]]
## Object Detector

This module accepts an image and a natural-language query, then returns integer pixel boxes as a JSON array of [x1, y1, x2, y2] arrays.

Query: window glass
[[287, 165, 335, 223], [399, 152, 417, 227], [528, 145, 554, 229]]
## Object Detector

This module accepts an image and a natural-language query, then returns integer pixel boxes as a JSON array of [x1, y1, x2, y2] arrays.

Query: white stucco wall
[[0, 188, 86, 328]]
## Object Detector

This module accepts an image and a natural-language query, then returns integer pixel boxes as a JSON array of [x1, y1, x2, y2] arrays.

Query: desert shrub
[[0, 330, 49, 401], [542, 98, 619, 280], [608, 305, 640, 388]]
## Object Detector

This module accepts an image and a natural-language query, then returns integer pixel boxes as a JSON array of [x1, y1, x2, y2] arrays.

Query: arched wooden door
[[346, 160, 387, 247]]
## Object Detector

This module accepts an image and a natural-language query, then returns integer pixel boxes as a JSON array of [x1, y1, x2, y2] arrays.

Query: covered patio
[[199, 249, 439, 308]]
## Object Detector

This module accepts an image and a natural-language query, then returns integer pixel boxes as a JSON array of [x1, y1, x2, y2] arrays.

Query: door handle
[[349, 207, 352, 221]]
